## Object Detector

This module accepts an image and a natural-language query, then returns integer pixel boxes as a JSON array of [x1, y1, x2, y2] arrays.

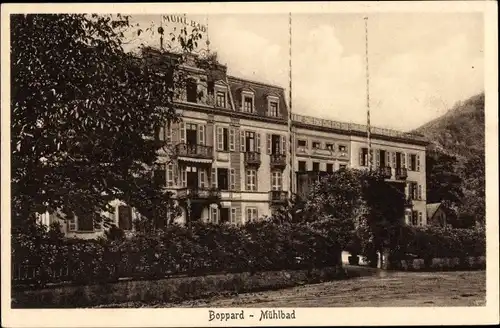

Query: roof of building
[[426, 203, 443, 220]]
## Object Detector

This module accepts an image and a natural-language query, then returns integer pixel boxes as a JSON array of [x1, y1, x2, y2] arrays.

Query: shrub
[[12, 218, 343, 287]]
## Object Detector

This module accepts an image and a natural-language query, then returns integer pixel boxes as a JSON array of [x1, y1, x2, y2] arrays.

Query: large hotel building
[[38, 48, 429, 238]]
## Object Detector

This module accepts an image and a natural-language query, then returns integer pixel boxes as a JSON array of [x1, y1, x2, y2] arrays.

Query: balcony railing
[[177, 187, 221, 200], [175, 143, 213, 159], [270, 153, 286, 168], [244, 151, 261, 166], [379, 166, 392, 179], [395, 167, 408, 180], [269, 190, 288, 203]]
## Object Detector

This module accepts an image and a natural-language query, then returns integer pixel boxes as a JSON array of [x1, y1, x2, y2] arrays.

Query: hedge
[[12, 219, 343, 288]]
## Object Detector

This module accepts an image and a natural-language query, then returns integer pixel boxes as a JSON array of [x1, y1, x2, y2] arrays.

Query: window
[[154, 164, 166, 187], [219, 208, 230, 224], [269, 101, 278, 117], [409, 154, 417, 171], [185, 123, 198, 145], [339, 164, 347, 170], [230, 168, 236, 190], [245, 131, 256, 152], [360, 148, 368, 166], [246, 207, 258, 222], [418, 184, 422, 200], [216, 127, 229, 151], [271, 171, 282, 191], [166, 164, 174, 187], [312, 162, 320, 172], [118, 205, 133, 231], [297, 140, 307, 147], [326, 143, 334, 151], [412, 210, 418, 226], [418, 212, 423, 226], [243, 96, 253, 113], [186, 79, 197, 103], [267, 134, 285, 155], [217, 168, 229, 190], [326, 163, 334, 173], [199, 170, 206, 189], [380, 150, 387, 167], [216, 91, 226, 108], [246, 169, 257, 191], [298, 161, 307, 172], [408, 182, 418, 200], [210, 207, 218, 224], [312, 141, 321, 149], [338, 145, 347, 152], [230, 208, 238, 224]]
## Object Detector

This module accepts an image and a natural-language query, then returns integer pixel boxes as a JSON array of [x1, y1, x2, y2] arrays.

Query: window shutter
[[180, 122, 186, 144], [416, 155, 421, 172], [386, 151, 390, 167], [198, 125, 205, 145], [266, 134, 271, 154], [359, 148, 363, 166], [166, 123, 172, 145], [418, 212, 423, 226], [199, 170, 205, 188], [229, 128, 235, 151], [402, 153, 406, 168], [211, 168, 217, 189], [413, 182, 418, 199], [180, 167, 187, 187], [256, 133, 261, 154], [405, 183, 409, 198], [418, 184, 422, 200], [375, 149, 380, 168], [240, 130, 246, 152], [392, 152, 397, 167], [230, 168, 236, 190], [281, 135, 286, 155], [216, 126, 223, 151]]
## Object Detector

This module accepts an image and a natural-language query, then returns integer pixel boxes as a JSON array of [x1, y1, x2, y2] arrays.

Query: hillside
[[413, 92, 485, 226], [413, 92, 485, 160]]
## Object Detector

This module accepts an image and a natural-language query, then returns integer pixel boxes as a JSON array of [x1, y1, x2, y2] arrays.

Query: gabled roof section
[[227, 75, 288, 119], [426, 203, 442, 220], [213, 79, 229, 87]]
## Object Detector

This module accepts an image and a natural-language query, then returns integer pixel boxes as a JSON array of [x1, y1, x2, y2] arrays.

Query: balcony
[[395, 167, 408, 180], [177, 187, 221, 201], [269, 190, 288, 204], [244, 151, 261, 167], [270, 153, 286, 169], [175, 143, 213, 161], [379, 166, 392, 179]]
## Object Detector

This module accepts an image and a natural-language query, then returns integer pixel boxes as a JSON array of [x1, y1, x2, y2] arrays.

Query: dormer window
[[216, 91, 226, 108], [267, 95, 280, 117], [243, 96, 253, 113], [269, 101, 278, 117]]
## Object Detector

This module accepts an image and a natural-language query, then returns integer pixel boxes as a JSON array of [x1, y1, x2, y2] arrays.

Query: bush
[[394, 225, 485, 261], [12, 219, 343, 287]]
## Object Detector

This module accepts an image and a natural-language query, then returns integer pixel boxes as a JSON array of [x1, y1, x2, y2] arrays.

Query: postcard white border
[[1, 1, 498, 327]]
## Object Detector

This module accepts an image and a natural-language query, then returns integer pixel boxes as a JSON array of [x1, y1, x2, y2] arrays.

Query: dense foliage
[[393, 225, 486, 265], [11, 14, 202, 230], [414, 93, 485, 227], [12, 220, 343, 287]]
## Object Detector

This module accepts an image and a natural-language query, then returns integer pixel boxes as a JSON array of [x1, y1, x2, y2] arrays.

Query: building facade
[[37, 49, 429, 237]]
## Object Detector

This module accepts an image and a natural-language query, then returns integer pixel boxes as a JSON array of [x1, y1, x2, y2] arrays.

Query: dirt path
[[108, 270, 486, 308]]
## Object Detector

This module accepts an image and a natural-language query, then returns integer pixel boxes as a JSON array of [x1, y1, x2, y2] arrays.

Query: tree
[[426, 149, 464, 211], [458, 153, 485, 227], [11, 14, 203, 230]]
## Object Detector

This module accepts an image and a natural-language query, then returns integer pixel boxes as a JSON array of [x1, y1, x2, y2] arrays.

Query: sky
[[124, 13, 484, 132]]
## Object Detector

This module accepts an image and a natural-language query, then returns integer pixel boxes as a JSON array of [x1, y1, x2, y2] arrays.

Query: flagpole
[[288, 12, 295, 215], [364, 16, 372, 172]]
